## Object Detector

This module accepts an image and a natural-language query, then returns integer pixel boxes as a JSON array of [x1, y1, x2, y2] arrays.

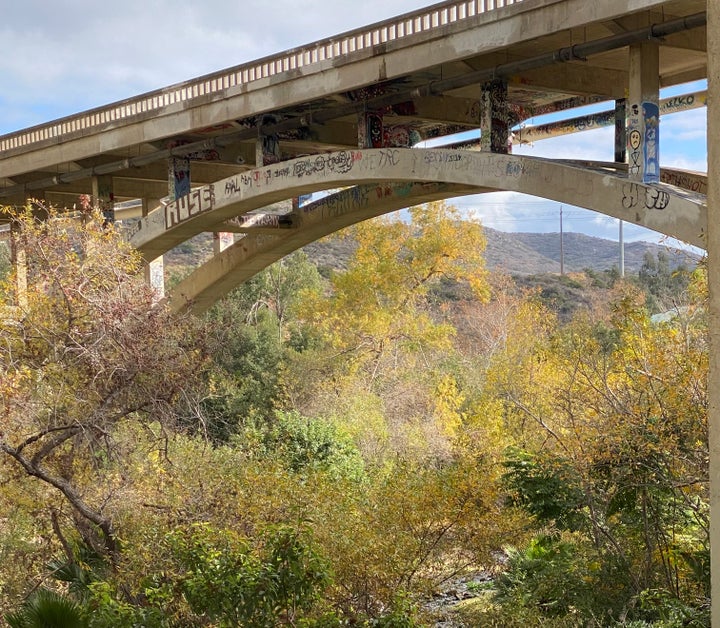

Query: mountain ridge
[[300, 227, 700, 277]]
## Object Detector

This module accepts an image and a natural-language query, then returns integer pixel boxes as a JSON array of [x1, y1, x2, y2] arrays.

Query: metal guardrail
[[0, 0, 521, 155]]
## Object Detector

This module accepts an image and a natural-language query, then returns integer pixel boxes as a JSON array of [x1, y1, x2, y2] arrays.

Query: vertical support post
[[256, 117, 281, 167], [164, 155, 192, 300], [481, 79, 509, 154], [213, 232, 234, 255], [9, 222, 28, 309], [92, 175, 115, 225], [614, 98, 627, 164], [707, 2, 720, 625], [615, 98, 627, 277], [627, 42, 660, 183], [169, 157, 191, 200], [358, 112, 384, 148], [143, 197, 165, 300]]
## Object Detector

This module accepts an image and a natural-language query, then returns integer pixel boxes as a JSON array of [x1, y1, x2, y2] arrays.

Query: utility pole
[[560, 205, 564, 275], [619, 219, 625, 277]]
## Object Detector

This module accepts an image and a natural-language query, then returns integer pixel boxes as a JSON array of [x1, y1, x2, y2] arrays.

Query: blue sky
[[0, 1, 707, 247], [452, 84, 707, 246]]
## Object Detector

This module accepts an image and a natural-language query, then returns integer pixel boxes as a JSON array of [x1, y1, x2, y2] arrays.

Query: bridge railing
[[0, 0, 522, 155]]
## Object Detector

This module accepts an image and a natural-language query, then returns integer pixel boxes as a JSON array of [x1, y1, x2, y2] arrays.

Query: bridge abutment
[[707, 1, 720, 624]]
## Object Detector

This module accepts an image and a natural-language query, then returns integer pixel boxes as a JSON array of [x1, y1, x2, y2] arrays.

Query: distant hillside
[[482, 228, 700, 276], [164, 226, 700, 279], [302, 228, 700, 277]]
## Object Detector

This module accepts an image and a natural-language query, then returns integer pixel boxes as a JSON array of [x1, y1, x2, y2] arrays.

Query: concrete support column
[[213, 231, 234, 255], [707, 2, 720, 625], [169, 157, 191, 200], [92, 175, 114, 225], [481, 79, 509, 154], [614, 98, 627, 164], [358, 111, 384, 148], [615, 98, 627, 278], [256, 119, 281, 166], [142, 197, 165, 300], [627, 42, 660, 183], [9, 222, 27, 309]]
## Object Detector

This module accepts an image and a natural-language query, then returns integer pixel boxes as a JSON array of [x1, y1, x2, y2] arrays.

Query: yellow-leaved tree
[[0, 206, 209, 569], [290, 200, 489, 459]]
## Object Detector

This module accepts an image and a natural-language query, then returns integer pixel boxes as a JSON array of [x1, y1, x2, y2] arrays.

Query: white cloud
[[514, 127, 616, 162], [0, 0, 424, 127]]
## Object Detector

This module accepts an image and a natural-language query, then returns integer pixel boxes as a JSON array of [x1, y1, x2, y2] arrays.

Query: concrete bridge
[[0, 0, 710, 298], [2, 0, 720, 619]]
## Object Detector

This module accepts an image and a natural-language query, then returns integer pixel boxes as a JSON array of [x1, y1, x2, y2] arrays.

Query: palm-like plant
[[5, 588, 89, 628]]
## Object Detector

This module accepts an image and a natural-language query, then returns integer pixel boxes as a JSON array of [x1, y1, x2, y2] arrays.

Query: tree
[[0, 206, 210, 564], [296, 201, 488, 376], [288, 201, 490, 460], [637, 249, 693, 313], [195, 251, 324, 442], [483, 280, 709, 623]]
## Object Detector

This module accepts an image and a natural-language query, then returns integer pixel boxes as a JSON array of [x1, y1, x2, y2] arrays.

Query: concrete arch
[[168, 181, 483, 313], [131, 149, 707, 264]]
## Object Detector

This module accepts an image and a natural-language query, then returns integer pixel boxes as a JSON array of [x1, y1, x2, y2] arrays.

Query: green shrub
[[493, 535, 593, 617], [502, 448, 586, 531], [263, 410, 366, 481]]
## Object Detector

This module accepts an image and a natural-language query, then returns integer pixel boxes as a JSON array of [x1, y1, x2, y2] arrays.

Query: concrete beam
[[663, 27, 707, 53], [401, 96, 483, 126], [517, 90, 706, 144], [628, 41, 660, 183], [511, 64, 628, 100], [222, 212, 295, 233]]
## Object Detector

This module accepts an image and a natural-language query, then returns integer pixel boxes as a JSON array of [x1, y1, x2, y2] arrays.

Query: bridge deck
[[0, 0, 707, 208]]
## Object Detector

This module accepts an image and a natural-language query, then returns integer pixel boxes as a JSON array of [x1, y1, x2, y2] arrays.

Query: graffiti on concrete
[[627, 102, 642, 178], [165, 185, 215, 229], [521, 110, 615, 141], [227, 213, 292, 230], [661, 91, 706, 115], [362, 113, 384, 148], [167, 140, 220, 162], [481, 79, 509, 154], [383, 125, 420, 148], [660, 171, 707, 194], [357, 112, 383, 148], [621, 182, 669, 211], [305, 184, 371, 218], [162, 149, 593, 233], [643, 102, 659, 184], [169, 157, 191, 200], [627, 101, 660, 184]]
